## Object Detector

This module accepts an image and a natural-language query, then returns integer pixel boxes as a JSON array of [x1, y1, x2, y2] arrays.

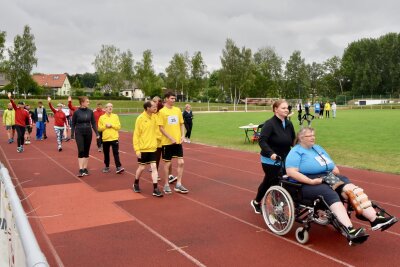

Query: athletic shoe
[[83, 168, 89, 176], [163, 184, 172, 194], [7, 139, 12, 144], [346, 227, 367, 240], [153, 188, 163, 197], [10, 138, 14, 143], [116, 167, 125, 174], [102, 167, 110, 173], [157, 176, 161, 181], [20, 146, 24, 152], [250, 200, 262, 214], [133, 184, 141, 193], [65, 138, 70, 142], [58, 145, 62, 152], [168, 175, 177, 184], [371, 215, 397, 231], [44, 135, 47, 139], [77, 169, 84, 177], [174, 184, 189, 194], [17, 147, 22, 153], [24, 140, 29, 145]]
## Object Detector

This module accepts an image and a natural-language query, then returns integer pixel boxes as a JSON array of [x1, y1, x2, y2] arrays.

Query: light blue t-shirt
[[285, 144, 335, 175], [314, 103, 320, 112]]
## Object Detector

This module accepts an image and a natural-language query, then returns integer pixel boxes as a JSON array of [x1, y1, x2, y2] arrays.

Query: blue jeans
[[36, 121, 44, 139]]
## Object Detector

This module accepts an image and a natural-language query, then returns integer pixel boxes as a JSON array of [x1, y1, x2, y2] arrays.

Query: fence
[[0, 163, 49, 267]]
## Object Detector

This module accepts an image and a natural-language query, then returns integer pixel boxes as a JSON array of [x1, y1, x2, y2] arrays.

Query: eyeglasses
[[304, 135, 315, 137]]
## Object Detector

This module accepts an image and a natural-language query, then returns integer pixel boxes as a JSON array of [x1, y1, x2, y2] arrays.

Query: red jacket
[[93, 108, 105, 125], [10, 99, 29, 127], [49, 103, 67, 127]]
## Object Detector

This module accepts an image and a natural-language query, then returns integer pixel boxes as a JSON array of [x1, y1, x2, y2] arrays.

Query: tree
[[188, 51, 207, 99], [7, 25, 38, 97], [135, 50, 162, 97], [253, 47, 283, 97], [323, 56, 345, 96], [283, 50, 309, 99], [119, 50, 135, 87], [93, 44, 123, 93], [0, 30, 6, 69], [165, 52, 189, 99], [307, 62, 324, 101]]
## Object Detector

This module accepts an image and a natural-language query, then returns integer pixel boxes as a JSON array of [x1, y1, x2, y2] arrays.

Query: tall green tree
[[188, 51, 207, 99], [323, 56, 345, 95], [284, 50, 309, 99], [307, 62, 324, 101], [0, 30, 6, 69], [7, 25, 38, 97], [377, 33, 400, 95], [119, 49, 135, 87], [93, 44, 123, 93], [253, 47, 283, 97], [135, 50, 163, 97], [165, 52, 189, 98]]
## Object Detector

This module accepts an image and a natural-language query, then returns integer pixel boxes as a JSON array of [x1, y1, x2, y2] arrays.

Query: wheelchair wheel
[[261, 186, 295, 236], [295, 227, 309, 244]]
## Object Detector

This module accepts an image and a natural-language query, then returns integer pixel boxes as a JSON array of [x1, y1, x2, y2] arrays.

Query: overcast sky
[[1, 0, 399, 75]]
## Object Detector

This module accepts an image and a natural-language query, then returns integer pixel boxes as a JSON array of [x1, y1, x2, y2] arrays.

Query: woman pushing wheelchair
[[285, 127, 397, 243]]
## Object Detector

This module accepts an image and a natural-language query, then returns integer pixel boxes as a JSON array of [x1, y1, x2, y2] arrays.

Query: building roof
[[32, 74, 67, 88]]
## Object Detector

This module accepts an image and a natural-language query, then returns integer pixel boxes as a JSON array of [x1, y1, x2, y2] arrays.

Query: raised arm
[[8, 92, 17, 110], [47, 97, 57, 113]]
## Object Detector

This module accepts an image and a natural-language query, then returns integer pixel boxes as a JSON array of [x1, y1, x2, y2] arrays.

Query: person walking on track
[[47, 97, 67, 152], [71, 96, 99, 177], [8, 92, 29, 153]]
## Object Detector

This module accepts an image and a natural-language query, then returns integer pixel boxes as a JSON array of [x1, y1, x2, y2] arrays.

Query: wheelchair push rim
[[261, 186, 295, 236]]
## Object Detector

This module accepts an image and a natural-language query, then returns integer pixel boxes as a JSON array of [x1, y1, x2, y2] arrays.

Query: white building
[[32, 74, 71, 96]]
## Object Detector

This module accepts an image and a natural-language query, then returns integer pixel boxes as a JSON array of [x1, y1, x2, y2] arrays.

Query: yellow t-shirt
[[157, 106, 184, 146], [133, 111, 157, 153], [98, 113, 121, 142], [153, 112, 163, 148], [324, 103, 331, 111]]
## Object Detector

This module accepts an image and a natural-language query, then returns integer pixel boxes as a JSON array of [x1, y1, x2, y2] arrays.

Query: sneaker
[[10, 138, 14, 143], [174, 184, 189, 194], [371, 215, 397, 231], [153, 188, 163, 197], [77, 169, 84, 177], [157, 176, 161, 181], [65, 138, 70, 142], [168, 175, 178, 184], [133, 183, 141, 193], [17, 147, 22, 153], [7, 139, 12, 144], [102, 167, 110, 173], [163, 184, 172, 194], [58, 145, 62, 152], [21, 146, 24, 152], [83, 168, 89, 176], [250, 200, 262, 214], [346, 227, 368, 240], [44, 135, 48, 139], [116, 167, 125, 174], [24, 140, 29, 145]]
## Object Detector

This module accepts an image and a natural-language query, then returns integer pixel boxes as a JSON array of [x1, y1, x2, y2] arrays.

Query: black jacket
[[33, 107, 49, 123], [71, 107, 99, 138], [259, 115, 295, 160]]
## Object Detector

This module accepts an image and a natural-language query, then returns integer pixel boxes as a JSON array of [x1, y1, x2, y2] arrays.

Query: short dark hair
[[164, 91, 176, 99], [38, 101, 43, 105], [143, 100, 153, 110]]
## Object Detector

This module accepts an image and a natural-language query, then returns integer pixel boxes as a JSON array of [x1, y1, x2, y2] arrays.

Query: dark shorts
[[6, 125, 15, 130], [138, 152, 157, 165], [162, 144, 183, 161], [301, 174, 351, 206]]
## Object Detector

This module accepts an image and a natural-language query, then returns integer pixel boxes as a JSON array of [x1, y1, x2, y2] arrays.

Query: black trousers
[[255, 163, 282, 202], [15, 125, 26, 147], [184, 121, 193, 139], [103, 140, 121, 168], [75, 130, 92, 158], [97, 132, 103, 148]]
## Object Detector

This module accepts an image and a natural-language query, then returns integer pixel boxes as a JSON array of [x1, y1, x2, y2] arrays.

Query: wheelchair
[[261, 175, 397, 246]]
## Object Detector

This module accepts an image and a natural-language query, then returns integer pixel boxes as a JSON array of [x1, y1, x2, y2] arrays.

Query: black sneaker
[[133, 184, 141, 193], [371, 215, 397, 231], [102, 167, 110, 173], [250, 200, 262, 214], [83, 168, 89, 176], [346, 227, 368, 243], [77, 169, 84, 177], [153, 188, 163, 197], [116, 167, 125, 174], [168, 175, 177, 184]]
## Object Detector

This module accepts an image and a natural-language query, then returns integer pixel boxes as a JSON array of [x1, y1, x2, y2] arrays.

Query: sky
[[1, 0, 399, 75]]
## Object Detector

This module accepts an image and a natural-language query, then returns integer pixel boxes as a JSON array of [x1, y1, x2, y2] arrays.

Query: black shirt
[[183, 110, 193, 123], [71, 107, 99, 138], [259, 115, 295, 160]]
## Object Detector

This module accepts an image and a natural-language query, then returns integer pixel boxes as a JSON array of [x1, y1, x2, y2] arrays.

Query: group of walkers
[[295, 101, 337, 126], [3, 91, 194, 198]]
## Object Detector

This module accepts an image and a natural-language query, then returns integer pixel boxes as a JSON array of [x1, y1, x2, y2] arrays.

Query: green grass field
[[119, 109, 400, 174]]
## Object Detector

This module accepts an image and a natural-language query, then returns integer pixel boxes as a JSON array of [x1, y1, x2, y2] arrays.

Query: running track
[[0, 120, 399, 267]]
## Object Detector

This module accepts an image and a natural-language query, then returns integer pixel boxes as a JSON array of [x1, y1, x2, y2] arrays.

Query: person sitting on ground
[[285, 127, 397, 240]]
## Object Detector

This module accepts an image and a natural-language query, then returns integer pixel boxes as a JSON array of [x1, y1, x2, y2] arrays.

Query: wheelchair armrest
[[279, 178, 303, 202]]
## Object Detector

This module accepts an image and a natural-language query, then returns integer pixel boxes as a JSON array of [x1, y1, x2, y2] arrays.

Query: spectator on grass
[[47, 97, 67, 152], [287, 104, 294, 120], [296, 101, 302, 124], [71, 96, 99, 177], [133, 100, 163, 197], [325, 101, 331, 118], [183, 104, 193, 143], [285, 127, 397, 240], [98, 102, 124, 174], [93, 102, 106, 152], [319, 101, 324, 119], [251, 100, 295, 214], [332, 102, 337, 118], [157, 91, 189, 194], [8, 92, 29, 153], [3, 103, 15, 144], [314, 102, 320, 118], [33, 101, 49, 140]]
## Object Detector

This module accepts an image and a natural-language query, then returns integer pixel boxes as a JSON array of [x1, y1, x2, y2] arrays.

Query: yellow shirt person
[[98, 113, 121, 142], [157, 106, 184, 146], [133, 110, 158, 153], [324, 102, 331, 111]]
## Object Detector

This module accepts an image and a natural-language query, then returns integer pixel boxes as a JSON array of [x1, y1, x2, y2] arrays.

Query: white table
[[239, 124, 259, 143]]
